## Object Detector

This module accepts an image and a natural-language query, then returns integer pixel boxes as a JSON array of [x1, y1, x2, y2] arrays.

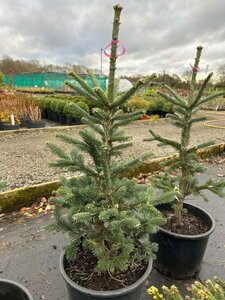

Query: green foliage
[[146, 46, 225, 224], [127, 96, 149, 112], [0, 181, 7, 191], [0, 72, 4, 85], [55, 100, 66, 114], [145, 89, 157, 96], [48, 5, 172, 274], [63, 101, 89, 118], [147, 276, 225, 300]]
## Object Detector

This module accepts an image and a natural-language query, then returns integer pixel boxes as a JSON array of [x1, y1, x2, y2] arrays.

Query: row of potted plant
[[0, 93, 45, 130], [125, 94, 173, 118], [38, 95, 90, 125]]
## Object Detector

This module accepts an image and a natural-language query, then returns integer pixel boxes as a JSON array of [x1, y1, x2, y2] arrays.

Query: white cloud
[[0, 0, 224, 77]]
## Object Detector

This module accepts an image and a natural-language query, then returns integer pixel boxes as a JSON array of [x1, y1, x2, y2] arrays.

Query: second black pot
[[151, 203, 215, 279], [2, 124, 20, 131], [0, 279, 33, 300], [60, 252, 152, 300]]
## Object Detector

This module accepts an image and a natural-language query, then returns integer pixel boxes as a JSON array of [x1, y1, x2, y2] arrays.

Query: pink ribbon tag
[[104, 39, 126, 58], [190, 64, 200, 73]]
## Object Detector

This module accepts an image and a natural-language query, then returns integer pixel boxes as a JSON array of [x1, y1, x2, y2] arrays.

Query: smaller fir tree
[[47, 5, 173, 275], [146, 46, 225, 225]]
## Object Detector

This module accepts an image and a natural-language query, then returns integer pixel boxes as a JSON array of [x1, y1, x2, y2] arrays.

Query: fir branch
[[152, 191, 177, 206], [93, 86, 110, 107], [107, 4, 123, 103], [164, 85, 188, 106], [189, 46, 203, 98], [190, 72, 214, 107], [112, 112, 142, 128], [81, 118, 104, 136], [173, 106, 188, 116], [187, 141, 215, 153], [112, 74, 156, 108], [112, 152, 153, 176], [149, 129, 181, 150], [112, 110, 142, 121], [157, 91, 187, 108], [197, 92, 225, 106], [69, 102, 102, 124], [69, 71, 97, 97], [87, 68, 101, 88], [196, 179, 225, 198], [47, 142, 70, 160], [189, 116, 207, 124], [65, 80, 99, 103], [56, 133, 84, 147], [112, 142, 133, 152]]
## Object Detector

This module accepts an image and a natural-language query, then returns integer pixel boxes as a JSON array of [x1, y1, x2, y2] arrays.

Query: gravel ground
[[0, 110, 225, 190]]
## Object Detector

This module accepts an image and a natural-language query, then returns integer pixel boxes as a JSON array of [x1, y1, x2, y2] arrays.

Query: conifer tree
[[146, 46, 225, 225], [47, 5, 173, 273]]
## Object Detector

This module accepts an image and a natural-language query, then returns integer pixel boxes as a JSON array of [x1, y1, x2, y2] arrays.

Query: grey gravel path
[[0, 110, 225, 190]]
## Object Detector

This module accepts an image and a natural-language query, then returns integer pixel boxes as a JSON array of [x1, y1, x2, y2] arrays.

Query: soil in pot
[[60, 251, 152, 300], [0, 279, 33, 300], [65, 249, 148, 291], [151, 203, 215, 279], [161, 208, 209, 235]]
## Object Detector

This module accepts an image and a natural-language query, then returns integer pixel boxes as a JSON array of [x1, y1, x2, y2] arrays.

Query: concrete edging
[[1, 143, 225, 213]]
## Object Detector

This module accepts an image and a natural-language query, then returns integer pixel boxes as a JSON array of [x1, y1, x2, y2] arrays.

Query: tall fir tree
[[146, 46, 225, 225], [47, 5, 173, 274]]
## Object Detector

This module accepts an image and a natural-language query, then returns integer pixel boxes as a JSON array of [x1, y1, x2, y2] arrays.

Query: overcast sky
[[0, 0, 225, 78]]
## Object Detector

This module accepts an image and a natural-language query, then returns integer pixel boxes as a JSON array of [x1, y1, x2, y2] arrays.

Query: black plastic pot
[[20, 117, 31, 128], [28, 120, 46, 128], [66, 117, 76, 125], [47, 110, 53, 120], [2, 124, 20, 131], [151, 203, 215, 279], [75, 117, 82, 125], [41, 109, 48, 119], [52, 112, 60, 123], [58, 114, 67, 124], [0, 279, 33, 300], [60, 253, 152, 300]]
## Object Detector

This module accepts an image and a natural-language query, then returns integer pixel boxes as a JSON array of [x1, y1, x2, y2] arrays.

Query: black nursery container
[[0, 279, 33, 300], [41, 109, 48, 119], [151, 203, 215, 279], [58, 114, 67, 124], [52, 111, 59, 123], [20, 117, 31, 128], [28, 120, 46, 128], [66, 117, 77, 125], [2, 124, 20, 131], [60, 253, 152, 300]]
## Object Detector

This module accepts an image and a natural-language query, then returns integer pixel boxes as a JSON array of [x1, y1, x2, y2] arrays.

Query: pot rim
[[158, 203, 215, 240], [60, 252, 152, 298], [0, 278, 33, 299]]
